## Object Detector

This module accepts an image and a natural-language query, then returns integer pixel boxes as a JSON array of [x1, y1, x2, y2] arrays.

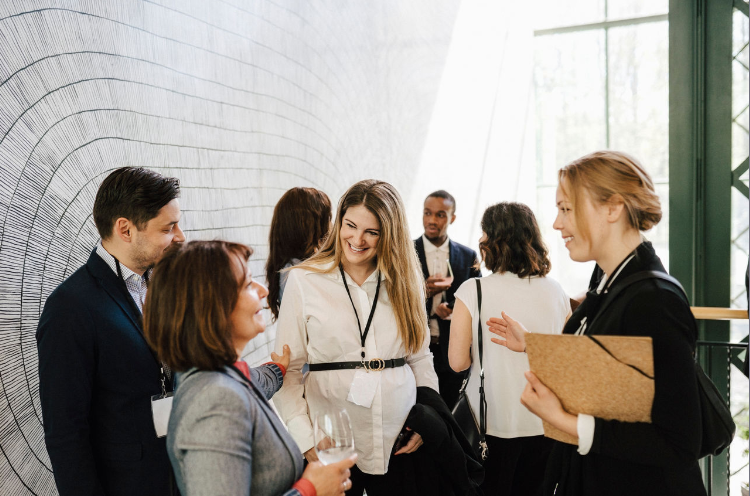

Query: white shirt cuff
[[287, 415, 315, 454], [577, 414, 595, 455]]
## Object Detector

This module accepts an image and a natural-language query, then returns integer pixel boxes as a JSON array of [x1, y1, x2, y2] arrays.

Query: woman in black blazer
[[490, 151, 705, 496]]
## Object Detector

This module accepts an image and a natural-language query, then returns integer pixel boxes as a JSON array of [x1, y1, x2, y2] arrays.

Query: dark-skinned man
[[414, 190, 480, 408]]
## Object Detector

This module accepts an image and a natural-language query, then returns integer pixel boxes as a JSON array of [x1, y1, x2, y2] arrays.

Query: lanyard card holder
[[150, 392, 174, 438], [150, 368, 174, 438], [347, 369, 381, 408]]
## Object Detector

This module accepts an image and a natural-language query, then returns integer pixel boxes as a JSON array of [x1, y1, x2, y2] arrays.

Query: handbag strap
[[475, 278, 487, 436], [586, 269, 696, 361]]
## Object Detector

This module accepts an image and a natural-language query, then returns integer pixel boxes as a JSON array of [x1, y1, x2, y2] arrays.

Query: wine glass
[[444, 257, 454, 287], [432, 258, 453, 293], [313, 409, 355, 465]]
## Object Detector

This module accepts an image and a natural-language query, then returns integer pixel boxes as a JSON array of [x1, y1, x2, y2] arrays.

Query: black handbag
[[695, 358, 736, 458], [589, 270, 736, 459], [451, 278, 488, 462]]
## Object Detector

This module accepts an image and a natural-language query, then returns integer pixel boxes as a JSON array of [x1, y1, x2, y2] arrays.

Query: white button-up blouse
[[272, 264, 439, 475]]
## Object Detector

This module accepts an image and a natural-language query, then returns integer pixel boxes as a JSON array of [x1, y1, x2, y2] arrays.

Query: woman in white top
[[273, 179, 439, 496], [449, 202, 570, 496]]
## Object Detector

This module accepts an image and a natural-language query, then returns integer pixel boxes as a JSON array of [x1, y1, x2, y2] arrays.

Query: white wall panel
[[0, 1, 462, 493]]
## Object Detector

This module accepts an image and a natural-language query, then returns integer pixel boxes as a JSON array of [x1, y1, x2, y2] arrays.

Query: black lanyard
[[581, 250, 637, 335], [114, 257, 169, 391], [339, 264, 381, 360], [600, 250, 636, 294]]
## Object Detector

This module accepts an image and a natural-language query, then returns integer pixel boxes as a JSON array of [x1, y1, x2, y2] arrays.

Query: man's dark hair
[[93, 167, 180, 240], [425, 190, 456, 214]]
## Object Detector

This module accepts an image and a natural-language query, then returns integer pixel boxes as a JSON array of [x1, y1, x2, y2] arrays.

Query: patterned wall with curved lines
[[0, 1, 461, 493]]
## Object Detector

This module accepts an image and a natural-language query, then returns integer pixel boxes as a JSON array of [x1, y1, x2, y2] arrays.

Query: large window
[[533, 1, 668, 295], [731, 5, 749, 315], [534, 3, 749, 494], [730, 3, 749, 494]]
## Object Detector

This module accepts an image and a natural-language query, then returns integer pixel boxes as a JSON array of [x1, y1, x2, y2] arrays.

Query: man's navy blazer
[[36, 249, 173, 496], [414, 237, 480, 367]]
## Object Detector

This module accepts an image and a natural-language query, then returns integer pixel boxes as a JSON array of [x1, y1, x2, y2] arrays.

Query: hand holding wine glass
[[300, 456, 356, 496], [426, 258, 453, 297]]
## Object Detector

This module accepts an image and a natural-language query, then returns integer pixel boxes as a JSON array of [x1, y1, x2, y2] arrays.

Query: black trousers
[[481, 434, 554, 496], [346, 453, 416, 496]]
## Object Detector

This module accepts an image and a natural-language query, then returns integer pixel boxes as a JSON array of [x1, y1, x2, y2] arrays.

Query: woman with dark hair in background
[[449, 202, 570, 496], [491, 151, 705, 495], [266, 187, 332, 320], [143, 240, 355, 496]]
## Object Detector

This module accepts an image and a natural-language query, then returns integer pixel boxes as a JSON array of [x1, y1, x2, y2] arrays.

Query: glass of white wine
[[313, 409, 355, 465]]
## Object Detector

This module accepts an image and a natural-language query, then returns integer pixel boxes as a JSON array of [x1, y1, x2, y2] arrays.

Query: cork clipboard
[[525, 333, 654, 445]]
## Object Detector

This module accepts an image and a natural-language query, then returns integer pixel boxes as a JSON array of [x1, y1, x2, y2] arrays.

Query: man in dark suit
[[414, 190, 480, 408], [37, 167, 185, 496]]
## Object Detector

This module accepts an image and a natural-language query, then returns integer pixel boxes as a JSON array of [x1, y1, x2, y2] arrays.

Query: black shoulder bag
[[589, 270, 735, 459], [451, 278, 488, 462]]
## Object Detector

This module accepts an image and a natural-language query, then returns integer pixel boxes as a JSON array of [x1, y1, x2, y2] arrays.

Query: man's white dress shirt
[[422, 235, 450, 338], [272, 263, 439, 474], [96, 241, 149, 312]]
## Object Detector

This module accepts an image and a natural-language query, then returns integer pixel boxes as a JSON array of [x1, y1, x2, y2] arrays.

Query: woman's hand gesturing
[[487, 311, 529, 353], [270, 344, 291, 371]]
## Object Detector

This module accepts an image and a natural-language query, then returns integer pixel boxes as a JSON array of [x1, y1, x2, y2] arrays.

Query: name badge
[[346, 369, 380, 408], [150, 393, 174, 438]]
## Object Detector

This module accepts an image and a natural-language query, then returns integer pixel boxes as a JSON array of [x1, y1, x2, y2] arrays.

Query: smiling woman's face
[[339, 204, 381, 273], [553, 182, 609, 264], [229, 258, 269, 354]]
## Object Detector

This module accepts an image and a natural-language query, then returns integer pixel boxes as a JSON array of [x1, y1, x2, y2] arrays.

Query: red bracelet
[[263, 361, 287, 376], [292, 478, 316, 496]]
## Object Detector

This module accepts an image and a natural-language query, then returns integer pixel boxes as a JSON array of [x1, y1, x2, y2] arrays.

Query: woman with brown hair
[[143, 240, 355, 496], [448, 202, 570, 496], [491, 151, 705, 495], [272, 179, 440, 495], [266, 187, 332, 320]]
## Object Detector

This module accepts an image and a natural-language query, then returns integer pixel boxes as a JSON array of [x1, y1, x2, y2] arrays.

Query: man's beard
[[131, 239, 183, 273]]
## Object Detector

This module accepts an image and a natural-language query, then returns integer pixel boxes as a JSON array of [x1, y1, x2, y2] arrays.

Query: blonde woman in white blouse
[[274, 180, 438, 496], [273, 180, 439, 496]]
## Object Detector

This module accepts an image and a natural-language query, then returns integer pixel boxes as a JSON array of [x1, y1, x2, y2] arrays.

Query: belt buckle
[[367, 358, 385, 372]]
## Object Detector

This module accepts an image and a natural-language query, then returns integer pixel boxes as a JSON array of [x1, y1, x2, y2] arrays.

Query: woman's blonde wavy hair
[[559, 150, 662, 240], [296, 179, 427, 355]]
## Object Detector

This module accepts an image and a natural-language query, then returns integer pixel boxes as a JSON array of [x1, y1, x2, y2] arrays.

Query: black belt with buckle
[[308, 357, 407, 372]]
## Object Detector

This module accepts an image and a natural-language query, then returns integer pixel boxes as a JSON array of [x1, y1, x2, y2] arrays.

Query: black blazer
[[36, 249, 174, 496], [544, 242, 705, 496], [414, 238, 480, 357], [391, 387, 484, 496]]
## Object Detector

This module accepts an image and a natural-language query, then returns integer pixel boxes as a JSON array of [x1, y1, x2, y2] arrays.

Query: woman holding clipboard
[[490, 151, 705, 495]]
